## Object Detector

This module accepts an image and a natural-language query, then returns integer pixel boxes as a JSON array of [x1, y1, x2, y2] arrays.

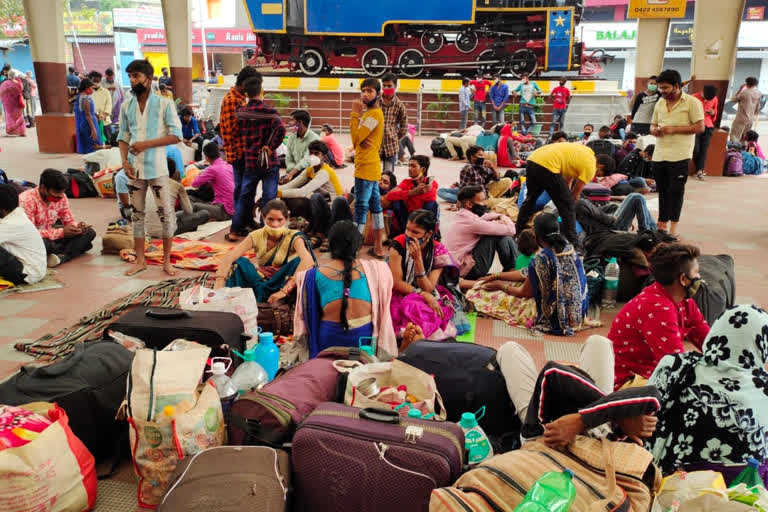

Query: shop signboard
[[628, 0, 686, 19]]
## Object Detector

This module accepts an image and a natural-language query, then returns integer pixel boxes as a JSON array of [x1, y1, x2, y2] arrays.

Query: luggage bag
[[582, 182, 611, 203], [292, 402, 465, 512]]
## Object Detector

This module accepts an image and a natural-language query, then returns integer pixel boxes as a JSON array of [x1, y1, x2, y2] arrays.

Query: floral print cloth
[[466, 281, 538, 328], [649, 305, 768, 475]]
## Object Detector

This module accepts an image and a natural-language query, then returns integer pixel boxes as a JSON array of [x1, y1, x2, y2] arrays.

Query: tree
[[0, 0, 25, 38], [98, 0, 133, 10]]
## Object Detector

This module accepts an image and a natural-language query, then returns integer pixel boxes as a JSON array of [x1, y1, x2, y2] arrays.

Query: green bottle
[[459, 407, 493, 465], [731, 457, 763, 491]]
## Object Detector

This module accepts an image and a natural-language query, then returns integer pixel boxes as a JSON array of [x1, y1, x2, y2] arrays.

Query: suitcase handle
[[359, 408, 400, 424], [145, 308, 191, 319]]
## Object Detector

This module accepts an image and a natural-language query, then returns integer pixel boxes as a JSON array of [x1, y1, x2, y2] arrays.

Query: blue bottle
[[252, 330, 280, 381]]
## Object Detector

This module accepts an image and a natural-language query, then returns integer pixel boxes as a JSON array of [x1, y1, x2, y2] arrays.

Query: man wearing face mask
[[579, 123, 594, 144], [19, 169, 96, 268], [443, 185, 517, 283], [281, 109, 320, 184], [630, 75, 660, 136], [379, 73, 408, 174], [489, 74, 509, 125], [613, 131, 638, 167], [549, 79, 571, 138], [608, 242, 709, 390], [104, 68, 123, 130], [118, 59, 183, 277], [88, 70, 112, 144]]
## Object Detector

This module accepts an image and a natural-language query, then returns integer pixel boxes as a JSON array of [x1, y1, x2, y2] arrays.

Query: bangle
[[412, 287, 422, 295], [415, 272, 426, 279]]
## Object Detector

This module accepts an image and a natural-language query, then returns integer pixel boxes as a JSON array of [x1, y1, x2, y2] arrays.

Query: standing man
[[650, 69, 704, 236], [22, 71, 37, 128], [469, 73, 492, 127], [158, 67, 172, 90], [350, 78, 386, 258], [88, 71, 113, 144], [630, 76, 660, 136], [730, 76, 762, 142], [219, 66, 261, 241], [104, 67, 123, 129], [118, 59, 183, 276], [549, 78, 571, 138], [692, 85, 718, 178], [489, 74, 509, 125], [379, 73, 408, 174], [515, 142, 597, 250], [458, 77, 472, 129], [513, 73, 541, 135], [66, 66, 80, 88], [280, 109, 321, 184]]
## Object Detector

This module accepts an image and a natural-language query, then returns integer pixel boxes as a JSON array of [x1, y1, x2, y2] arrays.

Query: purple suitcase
[[292, 402, 465, 512]]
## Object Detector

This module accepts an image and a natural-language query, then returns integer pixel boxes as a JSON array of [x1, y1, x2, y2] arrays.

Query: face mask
[[44, 194, 64, 203], [470, 204, 488, 217], [684, 276, 703, 298], [584, 131, 592, 138], [92, 83, 100, 89], [382, 87, 395, 97], [560, 82, 566, 86], [364, 94, 380, 108], [292, 125, 300, 133], [308, 154, 322, 167], [405, 235, 426, 246], [263, 225, 288, 237], [626, 143, 635, 150], [131, 82, 147, 96], [85, 88, 93, 95], [647, 84, 658, 92]]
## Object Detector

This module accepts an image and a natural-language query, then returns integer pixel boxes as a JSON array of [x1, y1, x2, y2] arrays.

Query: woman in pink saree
[[0, 71, 26, 136]]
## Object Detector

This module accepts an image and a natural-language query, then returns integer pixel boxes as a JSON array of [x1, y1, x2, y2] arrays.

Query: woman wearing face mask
[[384, 154, 439, 235], [293, 220, 397, 358], [469, 213, 593, 336], [608, 243, 709, 390], [389, 210, 464, 344], [74, 78, 103, 154], [278, 140, 346, 251], [214, 199, 316, 304]]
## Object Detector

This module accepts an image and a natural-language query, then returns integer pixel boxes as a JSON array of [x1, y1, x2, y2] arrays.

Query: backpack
[[430, 137, 452, 159], [587, 139, 616, 157], [741, 151, 762, 175], [475, 131, 500, 152], [724, 150, 744, 176], [65, 169, 99, 198]]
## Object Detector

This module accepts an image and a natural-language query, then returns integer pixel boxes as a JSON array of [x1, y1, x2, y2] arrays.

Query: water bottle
[[231, 349, 269, 395], [515, 470, 576, 512], [359, 336, 378, 361], [601, 257, 620, 309], [459, 407, 494, 465], [206, 360, 238, 422], [247, 329, 280, 381], [730, 457, 764, 492]]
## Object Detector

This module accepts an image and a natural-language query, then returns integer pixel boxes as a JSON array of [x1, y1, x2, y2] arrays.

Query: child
[[744, 130, 765, 159], [515, 229, 538, 270]]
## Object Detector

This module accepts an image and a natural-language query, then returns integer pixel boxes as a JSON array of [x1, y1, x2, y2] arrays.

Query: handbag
[[180, 285, 259, 333], [257, 302, 294, 336], [583, 257, 605, 304]]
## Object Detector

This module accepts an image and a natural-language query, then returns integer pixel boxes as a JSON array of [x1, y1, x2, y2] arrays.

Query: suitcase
[[398, 341, 519, 438], [0, 340, 133, 463], [159, 446, 291, 511], [582, 182, 611, 203], [292, 402, 465, 512], [109, 306, 247, 352], [229, 346, 375, 446]]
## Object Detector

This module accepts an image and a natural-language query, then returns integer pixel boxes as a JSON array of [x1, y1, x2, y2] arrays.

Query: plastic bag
[[180, 285, 259, 333]]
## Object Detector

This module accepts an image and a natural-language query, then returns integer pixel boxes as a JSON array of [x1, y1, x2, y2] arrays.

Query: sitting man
[[20, 169, 96, 267], [443, 185, 517, 282], [0, 184, 46, 285], [575, 192, 656, 236], [190, 142, 235, 221], [280, 109, 321, 185], [445, 123, 484, 161], [617, 143, 654, 179], [383, 154, 438, 234], [579, 123, 595, 143], [278, 140, 345, 248], [609, 243, 710, 389], [613, 131, 639, 166], [179, 107, 204, 162], [438, 145, 512, 204]]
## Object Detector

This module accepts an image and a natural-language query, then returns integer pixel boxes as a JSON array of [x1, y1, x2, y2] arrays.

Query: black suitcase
[[109, 306, 247, 352], [0, 340, 133, 463]]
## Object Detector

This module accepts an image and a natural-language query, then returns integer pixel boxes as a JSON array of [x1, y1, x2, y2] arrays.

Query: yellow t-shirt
[[350, 108, 384, 182], [651, 92, 705, 162], [527, 142, 597, 184]]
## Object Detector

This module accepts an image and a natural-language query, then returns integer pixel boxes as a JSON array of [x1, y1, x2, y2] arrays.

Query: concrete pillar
[[634, 18, 669, 95], [689, 0, 745, 128], [622, 53, 636, 92], [161, 0, 193, 104]]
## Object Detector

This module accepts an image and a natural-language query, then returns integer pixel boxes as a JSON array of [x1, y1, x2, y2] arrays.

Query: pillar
[[688, 0, 745, 128], [23, 0, 75, 153], [622, 53, 636, 92], [161, 0, 193, 104], [633, 18, 670, 95]]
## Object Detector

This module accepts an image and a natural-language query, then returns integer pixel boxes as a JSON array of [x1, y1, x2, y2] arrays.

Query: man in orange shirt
[[691, 85, 718, 179]]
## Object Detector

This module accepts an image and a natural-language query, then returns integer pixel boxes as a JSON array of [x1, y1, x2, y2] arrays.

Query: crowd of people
[[1, 60, 767, 485]]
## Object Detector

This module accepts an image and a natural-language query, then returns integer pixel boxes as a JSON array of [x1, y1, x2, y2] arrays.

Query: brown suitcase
[[158, 446, 291, 511]]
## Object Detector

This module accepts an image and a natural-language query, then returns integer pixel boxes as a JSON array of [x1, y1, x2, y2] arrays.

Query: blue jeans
[[492, 107, 505, 124], [353, 177, 384, 230], [474, 100, 486, 126], [460, 109, 469, 129], [614, 193, 656, 232], [549, 108, 567, 135], [232, 165, 279, 235], [437, 187, 458, 203], [519, 104, 536, 134]]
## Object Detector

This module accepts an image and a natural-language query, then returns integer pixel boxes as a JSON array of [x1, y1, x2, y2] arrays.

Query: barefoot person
[[117, 59, 182, 276]]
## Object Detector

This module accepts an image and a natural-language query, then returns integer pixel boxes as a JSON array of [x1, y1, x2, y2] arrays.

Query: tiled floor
[[2, 127, 768, 510]]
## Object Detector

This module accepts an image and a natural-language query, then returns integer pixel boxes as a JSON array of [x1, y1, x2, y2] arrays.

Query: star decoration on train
[[555, 15, 566, 27]]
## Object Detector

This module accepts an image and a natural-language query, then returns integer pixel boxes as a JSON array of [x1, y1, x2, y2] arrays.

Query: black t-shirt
[[159, 76, 172, 87]]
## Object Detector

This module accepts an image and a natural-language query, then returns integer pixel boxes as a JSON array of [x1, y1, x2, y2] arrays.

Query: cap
[[211, 362, 226, 375], [609, 257, 618, 264], [459, 412, 477, 429], [564, 469, 574, 479], [407, 408, 422, 419], [259, 331, 275, 344], [748, 457, 759, 468]]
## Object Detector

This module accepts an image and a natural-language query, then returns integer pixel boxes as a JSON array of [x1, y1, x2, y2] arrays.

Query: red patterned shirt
[[19, 188, 77, 240], [219, 87, 247, 163], [609, 282, 710, 389]]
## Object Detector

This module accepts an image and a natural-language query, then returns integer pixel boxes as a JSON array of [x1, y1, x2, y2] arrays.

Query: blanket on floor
[[119, 239, 255, 271], [0, 271, 66, 297], [15, 274, 214, 361]]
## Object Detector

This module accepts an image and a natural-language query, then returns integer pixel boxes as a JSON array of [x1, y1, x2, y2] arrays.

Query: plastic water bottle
[[459, 407, 494, 465], [206, 360, 238, 421], [601, 257, 620, 309], [515, 470, 576, 512], [231, 350, 269, 395], [250, 330, 280, 381], [730, 457, 763, 492]]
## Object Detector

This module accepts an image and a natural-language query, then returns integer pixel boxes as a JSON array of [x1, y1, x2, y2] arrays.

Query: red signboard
[[746, 6, 765, 20], [137, 28, 258, 46]]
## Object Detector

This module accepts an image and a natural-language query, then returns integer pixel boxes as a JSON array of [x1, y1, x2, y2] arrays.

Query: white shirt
[[0, 207, 47, 284]]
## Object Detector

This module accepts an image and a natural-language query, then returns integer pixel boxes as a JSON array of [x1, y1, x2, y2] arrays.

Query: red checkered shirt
[[236, 99, 286, 172], [19, 188, 76, 240], [381, 96, 408, 158], [219, 87, 247, 163]]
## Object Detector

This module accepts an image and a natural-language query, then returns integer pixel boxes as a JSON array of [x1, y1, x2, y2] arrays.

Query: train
[[241, 0, 606, 78]]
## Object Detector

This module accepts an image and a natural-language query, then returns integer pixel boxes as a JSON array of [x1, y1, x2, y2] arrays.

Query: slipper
[[319, 239, 330, 252], [367, 247, 388, 261], [224, 233, 242, 243]]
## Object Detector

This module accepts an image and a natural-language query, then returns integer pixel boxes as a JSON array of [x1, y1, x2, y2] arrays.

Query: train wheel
[[476, 50, 504, 75], [299, 48, 325, 76], [509, 49, 538, 78], [398, 49, 425, 78], [420, 31, 444, 53], [455, 30, 478, 54], [361, 48, 389, 76]]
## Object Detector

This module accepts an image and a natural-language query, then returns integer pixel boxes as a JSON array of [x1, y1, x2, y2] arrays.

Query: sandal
[[319, 239, 330, 252], [367, 247, 388, 261], [309, 235, 323, 249], [224, 232, 243, 243]]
